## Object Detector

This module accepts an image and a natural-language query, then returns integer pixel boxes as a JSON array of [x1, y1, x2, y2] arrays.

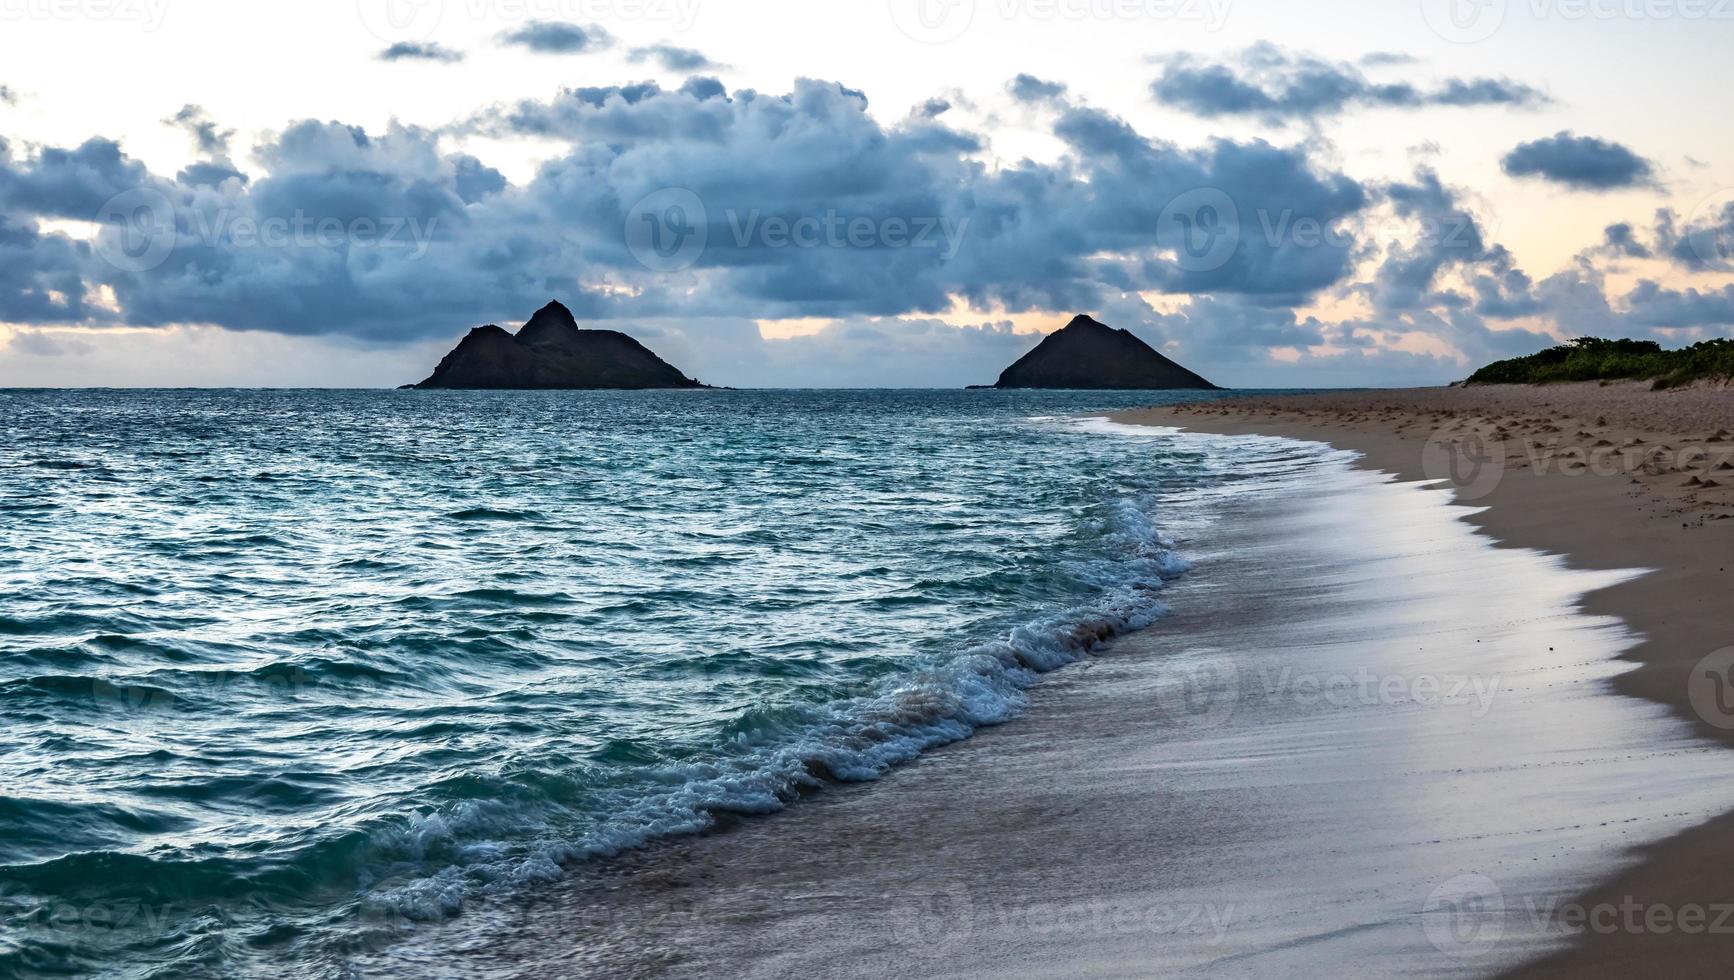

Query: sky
[[1, 0, 1731, 388]]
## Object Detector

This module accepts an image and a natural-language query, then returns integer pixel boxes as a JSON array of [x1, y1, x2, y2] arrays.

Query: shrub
[[1467, 337, 1734, 387]]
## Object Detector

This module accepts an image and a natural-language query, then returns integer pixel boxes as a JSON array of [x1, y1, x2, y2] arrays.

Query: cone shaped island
[[977, 314, 1220, 390]]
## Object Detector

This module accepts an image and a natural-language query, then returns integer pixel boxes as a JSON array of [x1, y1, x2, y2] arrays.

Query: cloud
[[627, 44, 719, 72], [0, 325, 454, 387], [177, 160, 249, 187], [1366, 168, 1496, 312], [0, 78, 1375, 344], [1429, 78, 1544, 107], [0, 85, 17, 106], [1151, 43, 1546, 121], [1622, 280, 1734, 328], [1008, 74, 1067, 103], [164, 105, 234, 156], [1501, 132, 1657, 192], [1501, 132, 1655, 190], [5, 327, 94, 357], [450, 153, 506, 203], [0, 136, 154, 220], [0, 121, 567, 340], [678, 76, 727, 101], [641, 315, 1033, 388], [1656, 200, 1734, 270], [1356, 168, 1558, 338], [1600, 221, 1651, 258], [379, 42, 465, 63], [498, 21, 612, 54], [0, 215, 104, 323], [0, 67, 1725, 389]]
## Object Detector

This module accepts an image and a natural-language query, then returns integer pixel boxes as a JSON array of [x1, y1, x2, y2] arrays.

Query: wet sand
[[1115, 382, 1734, 977], [404, 410, 1734, 978]]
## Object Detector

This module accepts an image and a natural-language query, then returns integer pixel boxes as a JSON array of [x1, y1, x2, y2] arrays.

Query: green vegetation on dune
[[1467, 337, 1734, 388]]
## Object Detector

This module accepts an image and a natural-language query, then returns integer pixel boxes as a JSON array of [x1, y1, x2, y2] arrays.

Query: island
[[407, 301, 707, 390], [976, 314, 1220, 390]]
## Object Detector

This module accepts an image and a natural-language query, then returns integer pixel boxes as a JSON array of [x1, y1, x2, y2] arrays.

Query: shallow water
[[0, 388, 1257, 978], [449, 428, 1734, 980]]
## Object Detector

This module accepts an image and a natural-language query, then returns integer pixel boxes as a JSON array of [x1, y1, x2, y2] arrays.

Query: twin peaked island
[[407, 302, 1220, 391]]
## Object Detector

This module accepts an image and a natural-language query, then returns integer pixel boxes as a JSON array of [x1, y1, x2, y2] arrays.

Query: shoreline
[[1112, 382, 1734, 976], [391, 406, 1734, 978]]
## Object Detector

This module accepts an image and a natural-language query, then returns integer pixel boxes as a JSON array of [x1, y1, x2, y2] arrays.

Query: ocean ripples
[[0, 388, 1271, 978]]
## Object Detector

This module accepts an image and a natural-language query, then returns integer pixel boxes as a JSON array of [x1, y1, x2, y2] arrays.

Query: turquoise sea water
[[0, 388, 1248, 978]]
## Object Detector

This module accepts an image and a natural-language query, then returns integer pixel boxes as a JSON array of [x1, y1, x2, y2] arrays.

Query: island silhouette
[[977, 314, 1220, 390], [408, 301, 707, 390], [409, 306, 1218, 391]]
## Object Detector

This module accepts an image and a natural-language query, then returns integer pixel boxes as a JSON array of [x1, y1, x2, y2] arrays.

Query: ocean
[[0, 388, 1254, 978]]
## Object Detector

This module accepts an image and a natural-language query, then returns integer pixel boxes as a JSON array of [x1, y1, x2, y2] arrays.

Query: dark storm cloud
[[0, 68, 1723, 387], [0, 137, 154, 219], [487, 78, 1370, 317], [1008, 74, 1067, 103], [379, 41, 465, 63], [451, 154, 505, 203], [627, 44, 718, 71], [0, 215, 105, 323], [498, 21, 611, 54], [0, 78, 1378, 338], [2, 121, 585, 340], [1039, 110, 1370, 299], [1500, 132, 1655, 190], [494, 79, 990, 318], [1151, 44, 1546, 121]]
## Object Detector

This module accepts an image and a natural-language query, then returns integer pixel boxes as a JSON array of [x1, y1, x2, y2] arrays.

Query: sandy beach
[[1116, 381, 1734, 976], [11, 2, 1732, 976], [362, 387, 1734, 978]]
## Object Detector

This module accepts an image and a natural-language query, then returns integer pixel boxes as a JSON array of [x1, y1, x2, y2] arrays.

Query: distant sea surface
[[0, 388, 1256, 978]]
